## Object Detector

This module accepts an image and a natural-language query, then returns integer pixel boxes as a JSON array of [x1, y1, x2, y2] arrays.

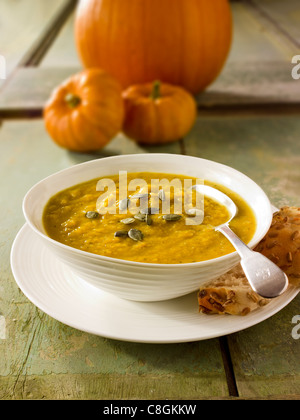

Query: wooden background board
[[0, 0, 299, 400], [249, 0, 300, 48], [0, 0, 76, 86], [0, 1, 300, 115]]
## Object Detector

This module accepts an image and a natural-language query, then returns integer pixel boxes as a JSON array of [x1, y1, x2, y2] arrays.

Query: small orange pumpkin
[[44, 68, 124, 152], [122, 81, 197, 145]]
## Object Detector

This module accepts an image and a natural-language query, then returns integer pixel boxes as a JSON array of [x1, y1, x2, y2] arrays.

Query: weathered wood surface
[[0, 67, 79, 117], [184, 115, 300, 207], [0, 0, 75, 88], [0, 0, 300, 401], [250, 0, 300, 48], [1, 60, 299, 117], [40, 13, 80, 68]]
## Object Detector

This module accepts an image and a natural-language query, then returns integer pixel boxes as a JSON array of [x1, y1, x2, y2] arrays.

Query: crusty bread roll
[[198, 206, 300, 315], [254, 206, 300, 287]]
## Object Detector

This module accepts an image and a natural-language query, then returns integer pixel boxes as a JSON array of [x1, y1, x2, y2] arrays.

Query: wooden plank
[[0, 67, 80, 117], [0, 120, 230, 400], [0, 59, 299, 118], [228, 293, 300, 398], [228, 1, 296, 62], [183, 114, 300, 398], [201, 0, 298, 109], [249, 0, 300, 48], [0, 0, 74, 87], [21, 0, 78, 67], [197, 60, 300, 108], [184, 115, 300, 207], [40, 13, 81, 68]]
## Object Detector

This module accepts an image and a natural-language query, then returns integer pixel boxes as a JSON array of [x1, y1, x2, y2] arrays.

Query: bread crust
[[198, 265, 269, 315], [254, 206, 300, 286]]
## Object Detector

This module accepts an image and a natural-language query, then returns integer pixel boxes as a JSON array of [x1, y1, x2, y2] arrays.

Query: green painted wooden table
[[0, 0, 300, 400]]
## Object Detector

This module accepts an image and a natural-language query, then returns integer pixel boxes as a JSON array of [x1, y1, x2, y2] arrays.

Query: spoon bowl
[[191, 184, 237, 225], [192, 184, 288, 298]]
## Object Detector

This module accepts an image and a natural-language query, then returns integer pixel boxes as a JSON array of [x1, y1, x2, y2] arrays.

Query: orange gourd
[[44, 68, 124, 152], [122, 81, 197, 145], [75, 0, 232, 95]]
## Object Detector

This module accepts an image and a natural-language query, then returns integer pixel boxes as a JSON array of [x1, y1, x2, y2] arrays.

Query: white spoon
[[191, 185, 289, 298]]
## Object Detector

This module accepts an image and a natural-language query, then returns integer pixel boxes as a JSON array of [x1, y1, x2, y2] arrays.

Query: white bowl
[[23, 154, 273, 302]]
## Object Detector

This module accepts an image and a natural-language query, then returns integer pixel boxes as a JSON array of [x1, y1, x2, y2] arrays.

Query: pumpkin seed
[[128, 229, 144, 241], [134, 213, 146, 222], [119, 198, 130, 211], [120, 218, 135, 225], [163, 214, 182, 221], [85, 211, 99, 219], [140, 207, 159, 215], [114, 230, 129, 238], [158, 189, 166, 201], [145, 214, 152, 226]]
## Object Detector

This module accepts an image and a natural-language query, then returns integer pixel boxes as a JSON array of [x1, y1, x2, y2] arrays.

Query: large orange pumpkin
[[75, 0, 232, 95]]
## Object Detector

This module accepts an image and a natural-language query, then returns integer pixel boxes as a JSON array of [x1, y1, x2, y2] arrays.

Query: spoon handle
[[216, 224, 252, 259], [217, 224, 289, 298]]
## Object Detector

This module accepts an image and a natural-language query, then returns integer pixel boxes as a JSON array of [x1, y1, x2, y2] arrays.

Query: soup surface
[[43, 172, 256, 264]]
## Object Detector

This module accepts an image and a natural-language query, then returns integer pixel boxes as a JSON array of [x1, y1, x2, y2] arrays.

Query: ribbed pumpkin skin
[[75, 0, 232, 94], [122, 82, 197, 145], [44, 69, 124, 152]]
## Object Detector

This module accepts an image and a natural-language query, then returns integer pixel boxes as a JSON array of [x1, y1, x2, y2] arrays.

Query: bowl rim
[[22, 153, 273, 268]]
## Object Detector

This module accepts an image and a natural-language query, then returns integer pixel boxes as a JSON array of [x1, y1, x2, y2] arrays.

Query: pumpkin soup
[[43, 172, 256, 264]]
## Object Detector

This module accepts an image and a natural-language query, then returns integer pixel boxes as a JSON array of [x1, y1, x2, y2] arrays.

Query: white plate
[[11, 224, 299, 344]]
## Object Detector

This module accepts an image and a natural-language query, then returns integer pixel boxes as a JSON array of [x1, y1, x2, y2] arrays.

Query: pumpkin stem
[[65, 93, 81, 109], [151, 80, 161, 100]]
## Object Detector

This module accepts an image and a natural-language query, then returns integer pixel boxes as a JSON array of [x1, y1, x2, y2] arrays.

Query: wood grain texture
[[249, 0, 300, 48], [228, 2, 296, 61], [40, 13, 81, 68], [0, 0, 73, 87], [184, 115, 300, 207], [229, 293, 300, 398], [1, 59, 299, 117]]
